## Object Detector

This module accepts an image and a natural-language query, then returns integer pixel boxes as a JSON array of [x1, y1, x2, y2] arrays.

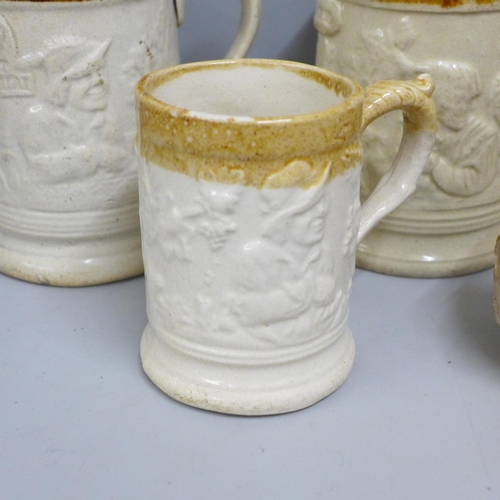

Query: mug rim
[[337, 0, 500, 13], [0, 0, 131, 7], [136, 59, 365, 162], [136, 58, 364, 125]]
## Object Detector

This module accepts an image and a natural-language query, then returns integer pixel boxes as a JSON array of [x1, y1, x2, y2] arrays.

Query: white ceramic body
[[136, 59, 436, 415], [139, 163, 359, 414], [315, 0, 500, 277], [0, 0, 260, 286]]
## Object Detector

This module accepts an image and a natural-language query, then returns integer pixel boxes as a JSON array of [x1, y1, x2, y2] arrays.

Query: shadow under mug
[[136, 59, 436, 415]]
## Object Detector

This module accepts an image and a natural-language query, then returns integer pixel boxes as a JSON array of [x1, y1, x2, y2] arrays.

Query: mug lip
[[339, 0, 500, 12], [136, 59, 365, 163], [0, 0, 127, 5], [136, 58, 364, 126]]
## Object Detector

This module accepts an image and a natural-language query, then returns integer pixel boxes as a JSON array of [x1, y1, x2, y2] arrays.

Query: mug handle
[[174, 0, 261, 59], [357, 74, 437, 242]]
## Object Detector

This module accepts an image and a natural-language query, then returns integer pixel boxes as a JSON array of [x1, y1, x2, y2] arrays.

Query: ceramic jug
[[315, 0, 500, 277], [0, 0, 260, 286]]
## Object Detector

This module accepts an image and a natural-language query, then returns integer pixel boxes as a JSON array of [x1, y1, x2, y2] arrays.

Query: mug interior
[[151, 62, 353, 119]]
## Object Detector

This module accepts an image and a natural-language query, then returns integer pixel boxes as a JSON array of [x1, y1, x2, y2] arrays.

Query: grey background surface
[[179, 0, 317, 64], [2, 1, 500, 499]]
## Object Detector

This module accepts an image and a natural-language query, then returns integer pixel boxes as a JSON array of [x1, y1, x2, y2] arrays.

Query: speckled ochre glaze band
[[373, 0, 498, 7], [4, 1, 98, 2], [4, 1, 102, 3], [136, 60, 366, 189], [342, 0, 500, 11], [137, 59, 436, 189]]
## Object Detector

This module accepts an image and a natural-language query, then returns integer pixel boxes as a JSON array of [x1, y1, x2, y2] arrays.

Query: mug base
[[356, 224, 498, 278], [0, 233, 144, 287], [140, 323, 356, 416]]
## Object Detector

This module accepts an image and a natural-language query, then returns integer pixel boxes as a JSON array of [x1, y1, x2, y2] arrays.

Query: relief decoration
[[318, 13, 500, 201], [143, 160, 353, 350]]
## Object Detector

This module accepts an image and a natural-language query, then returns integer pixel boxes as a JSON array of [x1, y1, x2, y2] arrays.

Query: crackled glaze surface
[[137, 59, 436, 414], [316, 0, 500, 276], [0, 0, 260, 286]]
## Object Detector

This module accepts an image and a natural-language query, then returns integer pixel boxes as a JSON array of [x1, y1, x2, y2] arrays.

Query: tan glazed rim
[[0, 0, 133, 8], [342, 0, 500, 12], [3, 1, 116, 3], [136, 59, 365, 161]]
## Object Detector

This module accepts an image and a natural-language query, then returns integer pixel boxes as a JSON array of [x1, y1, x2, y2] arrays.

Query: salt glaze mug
[[0, 0, 260, 286], [315, 0, 500, 277], [136, 59, 436, 415]]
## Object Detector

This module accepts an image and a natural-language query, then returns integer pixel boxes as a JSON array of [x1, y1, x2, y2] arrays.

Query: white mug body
[[139, 160, 360, 415], [315, 0, 500, 277], [136, 59, 436, 414]]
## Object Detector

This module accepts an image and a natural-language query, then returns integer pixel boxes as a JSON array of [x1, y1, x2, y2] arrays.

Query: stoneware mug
[[315, 0, 500, 277], [0, 0, 260, 286], [136, 59, 436, 415]]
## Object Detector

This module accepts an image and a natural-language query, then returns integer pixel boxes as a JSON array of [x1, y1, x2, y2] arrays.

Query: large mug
[[0, 0, 260, 286], [136, 59, 436, 415], [315, 0, 500, 277]]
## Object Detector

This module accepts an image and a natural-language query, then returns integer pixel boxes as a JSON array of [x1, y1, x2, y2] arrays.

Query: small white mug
[[136, 59, 436, 415]]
